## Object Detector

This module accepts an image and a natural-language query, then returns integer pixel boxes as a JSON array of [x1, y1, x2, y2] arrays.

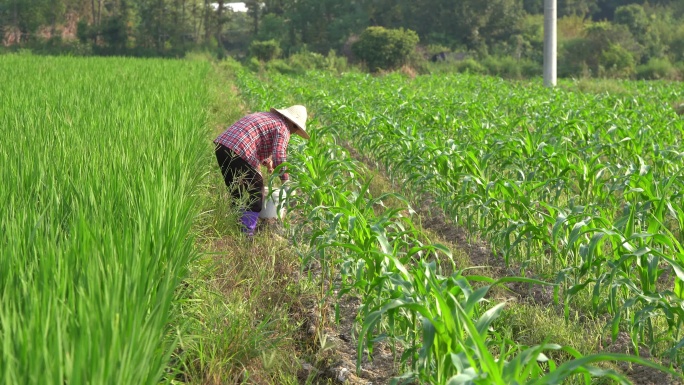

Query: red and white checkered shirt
[[214, 112, 291, 181]]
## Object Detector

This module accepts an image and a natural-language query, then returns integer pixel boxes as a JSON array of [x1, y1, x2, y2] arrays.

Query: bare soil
[[296, 289, 399, 385]]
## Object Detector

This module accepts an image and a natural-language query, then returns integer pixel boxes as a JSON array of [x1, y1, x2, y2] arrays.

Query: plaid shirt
[[214, 112, 291, 181]]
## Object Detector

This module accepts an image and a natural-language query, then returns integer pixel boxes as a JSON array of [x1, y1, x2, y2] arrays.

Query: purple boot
[[240, 211, 260, 236]]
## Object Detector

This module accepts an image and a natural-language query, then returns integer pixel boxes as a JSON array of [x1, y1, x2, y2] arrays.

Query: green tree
[[271, 0, 368, 53], [249, 38, 281, 60], [560, 21, 642, 77], [256, 13, 287, 42], [100, 14, 127, 52], [352, 26, 418, 71], [600, 43, 635, 77], [560, 0, 599, 17], [671, 25, 684, 62], [615, 4, 665, 61], [442, 0, 524, 52], [0, 0, 48, 39], [245, 0, 260, 34], [523, 0, 544, 14], [614, 4, 648, 35]]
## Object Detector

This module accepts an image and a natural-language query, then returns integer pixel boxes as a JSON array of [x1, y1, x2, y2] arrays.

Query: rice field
[[0, 55, 209, 384]]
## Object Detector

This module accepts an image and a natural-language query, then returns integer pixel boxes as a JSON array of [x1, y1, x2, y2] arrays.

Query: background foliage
[[1, 1, 683, 77]]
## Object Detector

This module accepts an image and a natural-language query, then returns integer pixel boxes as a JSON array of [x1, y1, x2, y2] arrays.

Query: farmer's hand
[[262, 158, 274, 173]]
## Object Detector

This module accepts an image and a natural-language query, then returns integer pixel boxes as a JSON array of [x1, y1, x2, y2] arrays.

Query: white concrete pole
[[543, 0, 557, 87]]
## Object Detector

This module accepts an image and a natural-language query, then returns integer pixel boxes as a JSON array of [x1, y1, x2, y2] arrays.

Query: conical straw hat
[[271, 105, 309, 140]]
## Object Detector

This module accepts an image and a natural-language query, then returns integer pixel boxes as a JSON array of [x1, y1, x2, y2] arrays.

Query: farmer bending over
[[214, 105, 309, 236]]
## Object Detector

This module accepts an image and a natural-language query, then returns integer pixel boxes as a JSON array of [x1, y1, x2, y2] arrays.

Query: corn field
[[232, 65, 684, 383]]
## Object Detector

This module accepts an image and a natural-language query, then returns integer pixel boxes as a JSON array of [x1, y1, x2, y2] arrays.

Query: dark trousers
[[215, 144, 264, 212]]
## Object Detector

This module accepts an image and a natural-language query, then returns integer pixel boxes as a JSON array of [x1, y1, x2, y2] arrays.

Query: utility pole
[[543, 0, 557, 87]]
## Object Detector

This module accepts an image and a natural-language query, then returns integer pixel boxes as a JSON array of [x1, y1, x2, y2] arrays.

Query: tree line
[[1, 0, 683, 79]]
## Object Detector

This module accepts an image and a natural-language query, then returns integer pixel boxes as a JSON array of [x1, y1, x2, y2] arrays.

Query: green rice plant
[[0, 55, 209, 384]]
